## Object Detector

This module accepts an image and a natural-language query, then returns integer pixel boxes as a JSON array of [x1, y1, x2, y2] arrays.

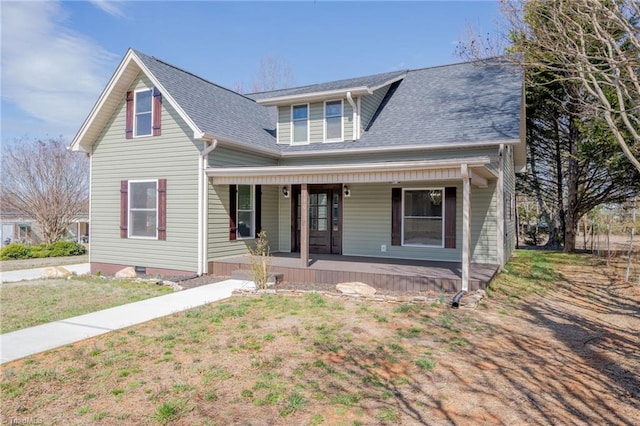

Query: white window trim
[[236, 184, 255, 240], [133, 88, 153, 138], [291, 103, 310, 145], [323, 99, 343, 143], [128, 179, 158, 239], [401, 187, 445, 248]]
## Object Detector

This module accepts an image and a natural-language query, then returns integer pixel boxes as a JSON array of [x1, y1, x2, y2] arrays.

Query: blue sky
[[1, 1, 502, 144]]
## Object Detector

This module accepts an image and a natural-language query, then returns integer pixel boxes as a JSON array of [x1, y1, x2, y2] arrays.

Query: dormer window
[[292, 104, 309, 144], [324, 100, 343, 142], [135, 89, 153, 137]]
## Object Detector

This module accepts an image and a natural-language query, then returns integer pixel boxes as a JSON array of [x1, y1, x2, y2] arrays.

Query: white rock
[[336, 281, 377, 296], [115, 266, 137, 279], [42, 266, 71, 279]]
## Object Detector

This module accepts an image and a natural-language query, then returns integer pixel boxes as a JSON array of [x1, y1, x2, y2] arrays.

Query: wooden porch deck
[[209, 253, 499, 293]]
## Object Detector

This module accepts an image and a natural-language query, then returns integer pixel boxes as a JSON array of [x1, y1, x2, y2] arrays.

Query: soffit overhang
[[206, 157, 495, 187]]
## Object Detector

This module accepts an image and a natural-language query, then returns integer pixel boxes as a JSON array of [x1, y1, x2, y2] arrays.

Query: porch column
[[461, 164, 471, 292], [300, 184, 309, 268]]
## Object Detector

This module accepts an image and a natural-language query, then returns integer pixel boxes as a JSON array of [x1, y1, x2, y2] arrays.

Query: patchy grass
[[488, 249, 596, 301], [0, 277, 173, 333], [1, 251, 638, 425], [0, 254, 88, 271]]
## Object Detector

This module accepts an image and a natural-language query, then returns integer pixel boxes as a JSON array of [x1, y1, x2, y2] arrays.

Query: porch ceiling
[[206, 156, 496, 187]]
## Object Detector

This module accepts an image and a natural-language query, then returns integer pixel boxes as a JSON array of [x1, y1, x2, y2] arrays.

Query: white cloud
[[89, 0, 125, 18], [1, 1, 117, 139]]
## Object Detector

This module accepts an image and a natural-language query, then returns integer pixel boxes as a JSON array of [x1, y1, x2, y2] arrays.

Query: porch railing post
[[301, 184, 309, 268]]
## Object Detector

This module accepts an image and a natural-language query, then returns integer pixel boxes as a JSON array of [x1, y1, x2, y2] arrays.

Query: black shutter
[[391, 187, 402, 246], [255, 185, 262, 237], [444, 187, 456, 248], [229, 185, 237, 241]]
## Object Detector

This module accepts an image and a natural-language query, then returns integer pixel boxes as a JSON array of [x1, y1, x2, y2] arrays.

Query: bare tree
[[459, 0, 640, 171], [251, 55, 295, 93], [1, 138, 89, 243]]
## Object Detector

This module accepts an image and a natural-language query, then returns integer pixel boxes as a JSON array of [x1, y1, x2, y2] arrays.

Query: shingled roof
[[73, 49, 521, 156], [276, 58, 523, 153], [247, 70, 407, 101], [133, 50, 278, 152]]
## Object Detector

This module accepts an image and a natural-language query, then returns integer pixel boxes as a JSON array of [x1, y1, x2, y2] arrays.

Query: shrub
[[49, 241, 86, 256], [0, 243, 31, 260], [0, 241, 86, 260]]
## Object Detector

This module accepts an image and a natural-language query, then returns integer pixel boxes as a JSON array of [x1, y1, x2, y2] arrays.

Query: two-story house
[[71, 49, 525, 292]]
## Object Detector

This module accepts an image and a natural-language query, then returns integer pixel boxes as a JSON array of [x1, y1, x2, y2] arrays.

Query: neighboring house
[[0, 212, 89, 246], [71, 49, 525, 291]]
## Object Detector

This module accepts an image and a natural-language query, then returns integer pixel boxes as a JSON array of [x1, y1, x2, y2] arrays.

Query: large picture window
[[292, 104, 308, 143], [129, 180, 157, 238], [134, 89, 153, 137], [403, 189, 443, 247], [237, 185, 254, 239], [324, 100, 343, 141]]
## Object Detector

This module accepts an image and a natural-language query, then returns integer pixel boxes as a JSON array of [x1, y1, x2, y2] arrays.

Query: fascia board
[[256, 87, 371, 106], [279, 139, 520, 158], [71, 49, 137, 152], [206, 156, 493, 177]]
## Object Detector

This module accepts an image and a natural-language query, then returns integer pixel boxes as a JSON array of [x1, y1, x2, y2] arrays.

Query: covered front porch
[[207, 156, 501, 292], [210, 253, 499, 293]]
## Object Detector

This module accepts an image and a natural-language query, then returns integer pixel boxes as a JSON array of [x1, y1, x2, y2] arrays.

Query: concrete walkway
[[0, 279, 255, 364], [0, 263, 91, 283]]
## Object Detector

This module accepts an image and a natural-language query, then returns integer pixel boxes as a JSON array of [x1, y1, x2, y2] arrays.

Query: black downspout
[[451, 290, 466, 309]]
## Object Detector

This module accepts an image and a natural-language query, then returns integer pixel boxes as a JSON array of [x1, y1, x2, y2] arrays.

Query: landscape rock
[[336, 281, 377, 296], [42, 266, 71, 279], [115, 266, 137, 279]]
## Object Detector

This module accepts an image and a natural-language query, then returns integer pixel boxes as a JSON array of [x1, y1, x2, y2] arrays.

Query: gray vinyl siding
[[343, 101, 354, 141], [279, 147, 499, 167], [471, 182, 498, 264], [205, 147, 278, 261], [208, 146, 278, 167], [309, 103, 323, 142], [277, 106, 291, 144], [503, 145, 517, 261], [360, 86, 390, 132], [341, 182, 498, 264], [279, 193, 292, 252], [207, 184, 280, 261], [277, 98, 355, 144], [90, 74, 200, 272], [260, 185, 280, 252]]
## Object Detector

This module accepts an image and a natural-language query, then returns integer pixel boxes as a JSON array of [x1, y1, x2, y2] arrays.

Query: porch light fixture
[[429, 190, 442, 205], [282, 186, 290, 198], [343, 184, 351, 197]]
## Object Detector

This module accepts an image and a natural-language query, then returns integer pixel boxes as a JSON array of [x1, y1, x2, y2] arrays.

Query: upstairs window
[[324, 100, 343, 141], [292, 104, 309, 144], [135, 89, 153, 137], [126, 88, 161, 139]]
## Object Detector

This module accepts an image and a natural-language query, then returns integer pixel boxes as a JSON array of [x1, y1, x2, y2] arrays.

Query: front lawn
[[0, 277, 173, 333], [1, 251, 637, 424]]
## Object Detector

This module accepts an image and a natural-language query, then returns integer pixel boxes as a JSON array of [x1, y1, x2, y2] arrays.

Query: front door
[[292, 185, 342, 254]]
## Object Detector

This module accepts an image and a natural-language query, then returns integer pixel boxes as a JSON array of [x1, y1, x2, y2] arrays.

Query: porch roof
[[206, 156, 496, 187]]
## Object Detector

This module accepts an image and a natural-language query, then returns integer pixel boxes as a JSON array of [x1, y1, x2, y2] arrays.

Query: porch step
[[230, 269, 284, 285]]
